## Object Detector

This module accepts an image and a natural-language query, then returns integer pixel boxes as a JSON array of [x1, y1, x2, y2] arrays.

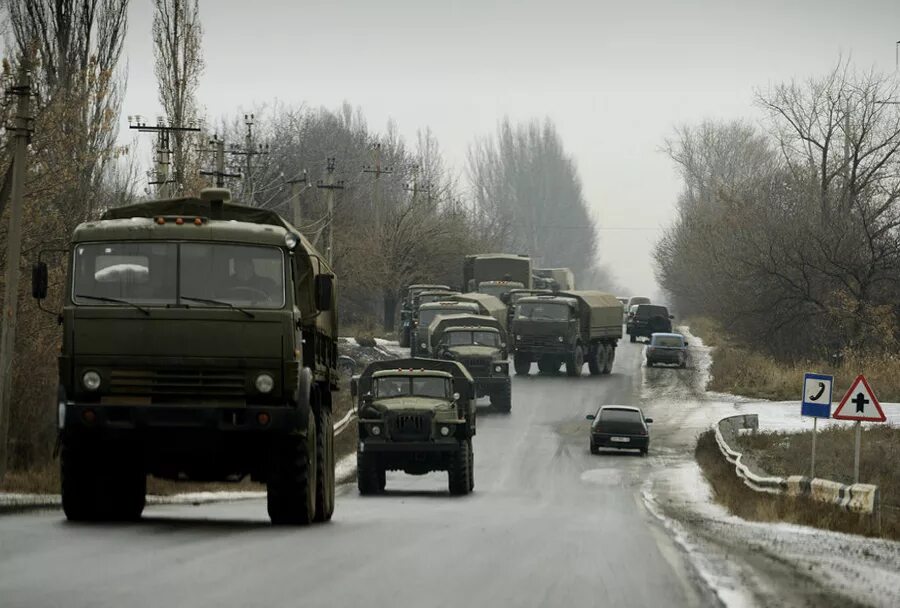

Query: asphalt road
[[0, 341, 715, 608]]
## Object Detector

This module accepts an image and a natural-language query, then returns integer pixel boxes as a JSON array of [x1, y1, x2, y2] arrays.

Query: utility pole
[[0, 56, 33, 479], [363, 143, 394, 330], [228, 114, 269, 205], [316, 158, 344, 266], [287, 170, 310, 228], [128, 116, 200, 198], [404, 163, 430, 203], [198, 135, 240, 187]]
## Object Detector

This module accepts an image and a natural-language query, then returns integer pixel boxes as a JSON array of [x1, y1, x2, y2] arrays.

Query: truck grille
[[388, 412, 432, 441], [459, 357, 491, 376], [518, 336, 562, 348], [108, 369, 246, 401]]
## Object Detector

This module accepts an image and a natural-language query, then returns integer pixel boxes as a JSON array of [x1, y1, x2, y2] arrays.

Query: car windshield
[[444, 331, 500, 347], [652, 335, 683, 347], [73, 242, 285, 309], [599, 409, 643, 423], [374, 376, 450, 399], [516, 301, 570, 321]]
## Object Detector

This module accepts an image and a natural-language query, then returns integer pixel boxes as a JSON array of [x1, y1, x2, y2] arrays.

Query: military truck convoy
[[511, 291, 623, 376], [463, 253, 533, 293], [534, 268, 576, 291], [32, 189, 338, 525], [411, 300, 480, 356], [398, 284, 451, 347], [352, 358, 476, 495]]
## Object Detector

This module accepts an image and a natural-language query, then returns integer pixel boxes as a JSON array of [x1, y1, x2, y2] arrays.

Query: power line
[[128, 115, 201, 198]]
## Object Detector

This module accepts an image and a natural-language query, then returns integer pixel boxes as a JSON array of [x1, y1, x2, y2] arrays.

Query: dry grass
[[695, 430, 895, 539], [686, 316, 900, 401]]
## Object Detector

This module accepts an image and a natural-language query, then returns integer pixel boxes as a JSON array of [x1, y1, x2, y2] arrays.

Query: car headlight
[[557, 336, 564, 342], [420, 342, 427, 350], [370, 425, 382, 436], [82, 371, 101, 392], [255, 372, 275, 394], [440, 425, 451, 437]]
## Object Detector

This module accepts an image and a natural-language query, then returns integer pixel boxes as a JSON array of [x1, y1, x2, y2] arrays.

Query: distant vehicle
[[511, 291, 622, 377], [399, 284, 451, 347], [351, 358, 476, 495], [646, 333, 688, 368], [476, 279, 526, 300], [627, 296, 651, 309], [463, 253, 532, 292], [506, 288, 553, 333], [534, 268, 576, 291], [617, 297, 629, 322], [412, 301, 481, 356], [586, 406, 653, 456], [627, 304, 673, 343]]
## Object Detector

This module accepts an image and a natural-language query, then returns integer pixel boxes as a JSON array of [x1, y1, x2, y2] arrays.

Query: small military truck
[[399, 284, 451, 347], [511, 291, 623, 377], [352, 358, 476, 495], [463, 253, 532, 292], [448, 292, 508, 331], [534, 268, 576, 291], [411, 300, 480, 356], [32, 189, 338, 525], [430, 314, 511, 413]]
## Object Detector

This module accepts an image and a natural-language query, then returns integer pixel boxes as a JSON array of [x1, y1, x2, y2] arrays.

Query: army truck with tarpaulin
[[534, 267, 576, 291], [351, 358, 476, 495], [411, 300, 481, 356], [32, 190, 338, 525], [463, 253, 532, 293], [448, 292, 508, 332], [430, 314, 511, 413], [398, 284, 451, 347], [505, 288, 553, 336], [511, 291, 622, 377]]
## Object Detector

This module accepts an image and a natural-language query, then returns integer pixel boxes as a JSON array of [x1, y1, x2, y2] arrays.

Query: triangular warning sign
[[833, 375, 887, 422]]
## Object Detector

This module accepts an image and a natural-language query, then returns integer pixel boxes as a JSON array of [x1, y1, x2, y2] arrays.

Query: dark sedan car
[[587, 406, 652, 456], [646, 332, 688, 368]]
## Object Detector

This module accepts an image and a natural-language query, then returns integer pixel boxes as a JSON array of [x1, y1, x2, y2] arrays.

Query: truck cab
[[398, 284, 451, 347], [411, 301, 480, 356]]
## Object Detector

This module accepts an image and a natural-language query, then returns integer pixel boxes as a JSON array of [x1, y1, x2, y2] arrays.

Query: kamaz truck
[[463, 253, 532, 293], [352, 358, 476, 495], [430, 314, 511, 413], [511, 291, 622, 377], [32, 189, 338, 525]]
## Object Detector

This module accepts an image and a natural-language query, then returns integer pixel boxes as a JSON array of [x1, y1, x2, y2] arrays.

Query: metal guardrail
[[714, 413, 880, 515]]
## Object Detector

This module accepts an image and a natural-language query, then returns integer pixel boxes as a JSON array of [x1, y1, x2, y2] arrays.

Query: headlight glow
[[440, 426, 451, 437], [370, 425, 381, 436], [284, 233, 299, 249], [255, 372, 275, 394], [558, 336, 564, 342], [495, 365, 503, 373], [82, 371, 101, 391]]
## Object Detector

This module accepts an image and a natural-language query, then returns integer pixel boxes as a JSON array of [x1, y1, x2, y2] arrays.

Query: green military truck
[[448, 292, 508, 331], [534, 268, 576, 291], [411, 300, 481, 356], [351, 358, 476, 495], [511, 291, 623, 377], [463, 253, 532, 292], [430, 314, 511, 413], [32, 189, 338, 525], [398, 284, 451, 347]]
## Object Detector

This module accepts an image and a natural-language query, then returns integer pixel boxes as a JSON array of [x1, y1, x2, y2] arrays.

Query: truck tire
[[357, 451, 385, 495], [566, 345, 584, 377], [448, 440, 471, 496], [537, 356, 560, 375], [514, 354, 531, 376], [61, 439, 145, 522], [490, 382, 512, 413], [313, 405, 335, 522], [468, 441, 475, 492], [106, 448, 146, 521], [267, 410, 317, 525], [588, 346, 604, 376], [602, 345, 615, 374]]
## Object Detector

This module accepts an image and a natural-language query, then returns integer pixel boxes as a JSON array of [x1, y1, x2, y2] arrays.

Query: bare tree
[[153, 0, 204, 194]]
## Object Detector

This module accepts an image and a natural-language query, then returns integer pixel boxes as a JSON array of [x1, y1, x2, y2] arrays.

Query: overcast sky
[[120, 0, 900, 297]]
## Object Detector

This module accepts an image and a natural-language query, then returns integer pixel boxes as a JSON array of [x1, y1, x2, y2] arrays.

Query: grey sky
[[121, 0, 900, 297]]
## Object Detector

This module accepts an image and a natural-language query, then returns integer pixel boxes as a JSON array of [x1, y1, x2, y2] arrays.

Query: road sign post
[[833, 374, 887, 484], [801, 372, 833, 478]]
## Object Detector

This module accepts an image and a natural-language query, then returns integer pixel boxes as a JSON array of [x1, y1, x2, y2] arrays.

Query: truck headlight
[[557, 336, 564, 342], [440, 425, 451, 437], [370, 425, 382, 436], [420, 342, 427, 350], [82, 371, 101, 391], [255, 372, 275, 394], [494, 364, 506, 373]]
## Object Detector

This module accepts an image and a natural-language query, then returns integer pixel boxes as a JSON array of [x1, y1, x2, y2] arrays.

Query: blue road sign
[[801, 372, 833, 418]]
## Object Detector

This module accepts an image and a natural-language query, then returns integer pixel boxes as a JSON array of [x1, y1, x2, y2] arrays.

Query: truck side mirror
[[32, 262, 48, 300], [315, 274, 334, 311]]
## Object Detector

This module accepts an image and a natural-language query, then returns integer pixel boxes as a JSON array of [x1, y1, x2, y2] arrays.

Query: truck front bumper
[[358, 438, 461, 453]]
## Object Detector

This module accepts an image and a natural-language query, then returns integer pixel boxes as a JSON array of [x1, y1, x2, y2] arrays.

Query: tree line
[[0, 1, 607, 470], [656, 61, 900, 360]]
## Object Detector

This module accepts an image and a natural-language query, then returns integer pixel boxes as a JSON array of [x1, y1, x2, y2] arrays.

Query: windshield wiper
[[180, 295, 255, 318], [75, 294, 151, 316]]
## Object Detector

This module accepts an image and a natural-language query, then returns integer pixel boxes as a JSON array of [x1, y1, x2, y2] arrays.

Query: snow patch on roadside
[[0, 490, 266, 511]]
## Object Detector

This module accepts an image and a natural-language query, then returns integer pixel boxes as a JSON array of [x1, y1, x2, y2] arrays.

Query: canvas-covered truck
[[31, 189, 338, 525], [430, 314, 511, 413], [463, 253, 532, 292], [511, 291, 622, 377], [534, 268, 576, 291], [351, 358, 476, 495], [448, 292, 508, 331], [398, 284, 451, 347], [410, 300, 480, 356]]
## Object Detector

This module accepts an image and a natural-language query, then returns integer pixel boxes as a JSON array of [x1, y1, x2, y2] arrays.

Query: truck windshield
[[444, 331, 501, 347], [516, 302, 570, 321], [374, 376, 450, 399], [73, 242, 285, 309], [419, 308, 471, 327], [478, 282, 523, 298]]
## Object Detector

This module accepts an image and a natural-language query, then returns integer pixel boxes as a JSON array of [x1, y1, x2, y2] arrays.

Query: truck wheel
[[566, 346, 584, 377], [61, 439, 145, 522], [513, 354, 531, 376], [537, 357, 559, 375], [588, 346, 604, 375], [448, 440, 471, 496], [267, 410, 317, 525], [491, 382, 512, 413], [602, 345, 615, 374], [357, 451, 384, 495], [313, 405, 335, 522], [468, 442, 475, 491], [106, 448, 146, 521]]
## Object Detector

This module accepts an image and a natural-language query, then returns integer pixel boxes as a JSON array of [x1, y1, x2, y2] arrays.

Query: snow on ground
[[0, 490, 267, 511], [640, 325, 900, 608]]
